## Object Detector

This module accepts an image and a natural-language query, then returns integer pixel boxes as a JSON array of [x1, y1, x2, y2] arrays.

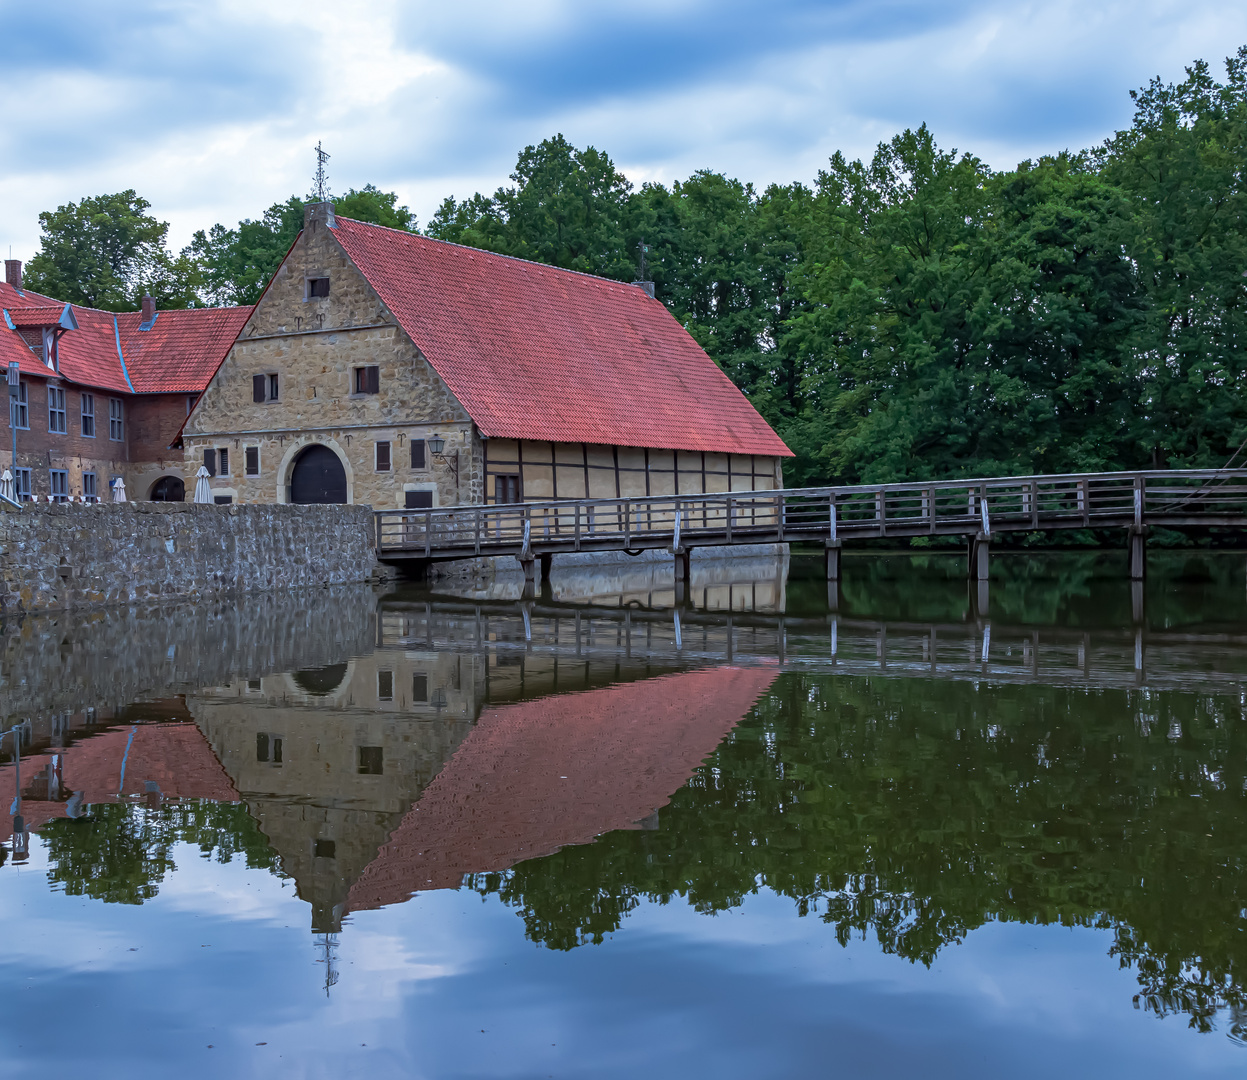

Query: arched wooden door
[[149, 476, 185, 501], [290, 445, 347, 504]]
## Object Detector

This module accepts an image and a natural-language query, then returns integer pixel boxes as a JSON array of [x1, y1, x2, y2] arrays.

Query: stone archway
[[149, 475, 185, 502], [289, 444, 348, 504]]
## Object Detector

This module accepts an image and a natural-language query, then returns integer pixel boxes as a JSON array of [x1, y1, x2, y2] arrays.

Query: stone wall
[[0, 501, 377, 614], [182, 202, 484, 509]]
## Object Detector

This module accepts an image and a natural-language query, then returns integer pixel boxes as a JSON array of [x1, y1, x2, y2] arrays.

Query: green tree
[[1098, 47, 1247, 467], [23, 190, 199, 311], [429, 134, 635, 278]]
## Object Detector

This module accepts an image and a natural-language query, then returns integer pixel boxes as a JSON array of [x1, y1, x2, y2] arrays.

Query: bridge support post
[[1128, 526, 1147, 580], [824, 540, 842, 582], [673, 547, 691, 605], [968, 533, 990, 580], [518, 555, 536, 599]]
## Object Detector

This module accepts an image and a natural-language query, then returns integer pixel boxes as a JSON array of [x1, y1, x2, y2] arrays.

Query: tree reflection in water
[[464, 672, 1247, 1037]]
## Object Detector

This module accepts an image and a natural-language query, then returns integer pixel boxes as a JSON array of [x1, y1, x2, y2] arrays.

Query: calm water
[[3, 549, 1247, 1078]]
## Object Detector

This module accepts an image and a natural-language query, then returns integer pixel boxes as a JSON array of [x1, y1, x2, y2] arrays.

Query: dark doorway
[[149, 476, 185, 502], [290, 444, 347, 504]]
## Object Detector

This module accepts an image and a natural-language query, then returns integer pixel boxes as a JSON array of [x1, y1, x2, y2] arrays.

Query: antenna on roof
[[312, 141, 331, 202]]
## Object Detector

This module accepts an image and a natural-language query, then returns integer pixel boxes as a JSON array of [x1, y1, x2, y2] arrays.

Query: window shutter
[[204, 448, 216, 477], [367, 365, 379, 394], [411, 440, 426, 469], [245, 447, 259, 475], [376, 441, 391, 471], [253, 374, 266, 403]]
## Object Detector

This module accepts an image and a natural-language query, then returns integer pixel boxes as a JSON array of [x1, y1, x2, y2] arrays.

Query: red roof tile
[[346, 665, 778, 910], [0, 722, 240, 842], [331, 218, 792, 457], [118, 306, 252, 393], [6, 304, 75, 329], [0, 280, 249, 396]]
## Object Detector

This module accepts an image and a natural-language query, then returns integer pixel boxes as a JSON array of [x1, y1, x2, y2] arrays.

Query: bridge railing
[[374, 470, 1247, 555]]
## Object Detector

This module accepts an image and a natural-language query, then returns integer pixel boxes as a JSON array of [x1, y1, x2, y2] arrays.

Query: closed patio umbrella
[[0, 470, 12, 501], [193, 465, 212, 504], [112, 477, 126, 503]]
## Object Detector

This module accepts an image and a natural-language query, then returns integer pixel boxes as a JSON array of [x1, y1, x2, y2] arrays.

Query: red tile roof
[[331, 218, 792, 457], [0, 280, 249, 396], [117, 306, 252, 393], [6, 304, 75, 329], [346, 665, 778, 910], [0, 722, 240, 841]]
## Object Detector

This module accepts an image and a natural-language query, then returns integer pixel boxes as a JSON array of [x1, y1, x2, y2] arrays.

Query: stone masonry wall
[[183, 204, 485, 509], [0, 501, 376, 614]]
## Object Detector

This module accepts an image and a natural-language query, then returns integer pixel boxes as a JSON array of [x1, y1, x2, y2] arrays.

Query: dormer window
[[305, 277, 329, 300]]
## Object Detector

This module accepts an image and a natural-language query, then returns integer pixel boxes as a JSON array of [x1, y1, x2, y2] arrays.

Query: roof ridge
[[334, 216, 645, 291]]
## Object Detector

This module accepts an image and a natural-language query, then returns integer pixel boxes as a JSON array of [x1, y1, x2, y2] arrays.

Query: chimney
[[141, 295, 156, 323], [5, 259, 21, 292], [632, 280, 655, 299], [304, 200, 336, 232]]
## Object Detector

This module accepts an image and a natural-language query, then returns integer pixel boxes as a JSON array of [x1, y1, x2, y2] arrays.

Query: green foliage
[[40, 799, 279, 906], [469, 671, 1247, 1033], [23, 191, 200, 311]]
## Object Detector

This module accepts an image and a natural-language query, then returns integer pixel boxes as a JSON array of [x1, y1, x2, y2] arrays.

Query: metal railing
[[375, 470, 1247, 558]]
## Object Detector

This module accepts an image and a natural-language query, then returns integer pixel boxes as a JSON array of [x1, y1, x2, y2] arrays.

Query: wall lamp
[[427, 434, 460, 489]]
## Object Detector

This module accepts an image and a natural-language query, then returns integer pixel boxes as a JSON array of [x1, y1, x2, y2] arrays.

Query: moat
[[2, 549, 1246, 1078]]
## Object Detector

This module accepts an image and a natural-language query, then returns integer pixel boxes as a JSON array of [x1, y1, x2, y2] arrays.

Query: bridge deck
[[375, 469, 1247, 562]]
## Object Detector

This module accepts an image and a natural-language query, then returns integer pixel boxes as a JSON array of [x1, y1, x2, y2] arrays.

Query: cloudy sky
[[2, 0, 1245, 257]]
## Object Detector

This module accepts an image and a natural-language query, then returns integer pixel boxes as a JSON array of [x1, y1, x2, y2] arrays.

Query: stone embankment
[[0, 502, 377, 613]]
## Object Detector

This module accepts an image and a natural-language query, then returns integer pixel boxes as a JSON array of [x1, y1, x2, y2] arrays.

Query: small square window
[[306, 277, 330, 299], [412, 673, 428, 702], [245, 446, 259, 476], [313, 839, 336, 859], [376, 441, 391, 472], [213, 495, 233, 505], [358, 746, 384, 775], [377, 670, 393, 701], [405, 489, 433, 509], [353, 366, 379, 395], [247, 679, 262, 692]]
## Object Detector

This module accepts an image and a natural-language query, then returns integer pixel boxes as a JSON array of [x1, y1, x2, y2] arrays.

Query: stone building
[[0, 259, 249, 502], [181, 202, 792, 509]]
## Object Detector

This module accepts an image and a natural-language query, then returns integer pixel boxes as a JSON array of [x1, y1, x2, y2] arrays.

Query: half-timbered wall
[[482, 439, 783, 504]]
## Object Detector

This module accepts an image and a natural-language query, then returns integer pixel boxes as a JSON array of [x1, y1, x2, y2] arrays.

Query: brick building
[[0, 259, 250, 502], [182, 201, 792, 509]]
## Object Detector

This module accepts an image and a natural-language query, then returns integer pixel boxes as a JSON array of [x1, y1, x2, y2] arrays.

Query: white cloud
[[1, 0, 1244, 259]]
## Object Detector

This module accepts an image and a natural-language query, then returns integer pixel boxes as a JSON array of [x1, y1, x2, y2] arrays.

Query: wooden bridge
[[375, 469, 1247, 582]]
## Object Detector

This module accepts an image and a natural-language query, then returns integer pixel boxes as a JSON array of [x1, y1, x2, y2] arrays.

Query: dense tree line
[[19, 49, 1247, 485]]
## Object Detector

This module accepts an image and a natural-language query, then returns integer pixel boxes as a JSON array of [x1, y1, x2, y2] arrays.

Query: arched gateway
[[289, 444, 348, 504], [149, 476, 185, 501]]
